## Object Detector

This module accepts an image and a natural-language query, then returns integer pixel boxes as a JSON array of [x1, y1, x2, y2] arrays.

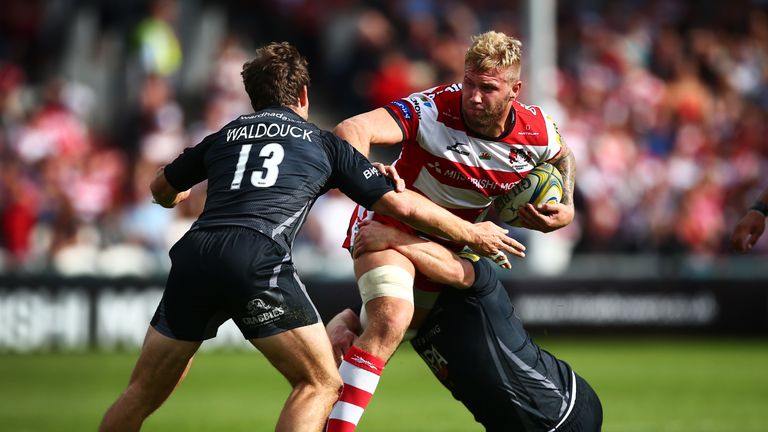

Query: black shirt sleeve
[[322, 132, 394, 209], [467, 257, 499, 296], [163, 136, 214, 191]]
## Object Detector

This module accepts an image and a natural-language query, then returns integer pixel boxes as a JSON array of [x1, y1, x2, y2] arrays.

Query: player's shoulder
[[316, 128, 358, 163], [510, 100, 559, 144], [399, 83, 461, 123], [420, 83, 462, 107], [512, 100, 550, 124]]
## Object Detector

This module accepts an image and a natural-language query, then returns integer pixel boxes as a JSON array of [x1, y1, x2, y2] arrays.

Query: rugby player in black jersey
[[327, 220, 603, 431], [98, 42, 524, 432]]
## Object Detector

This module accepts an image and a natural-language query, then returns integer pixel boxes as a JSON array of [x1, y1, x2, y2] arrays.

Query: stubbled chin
[[465, 112, 489, 126]]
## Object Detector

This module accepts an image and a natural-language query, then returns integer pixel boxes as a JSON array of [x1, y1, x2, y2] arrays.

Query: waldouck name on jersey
[[226, 123, 314, 143]]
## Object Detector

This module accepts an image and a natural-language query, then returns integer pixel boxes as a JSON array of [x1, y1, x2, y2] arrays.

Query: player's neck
[[473, 106, 515, 139]]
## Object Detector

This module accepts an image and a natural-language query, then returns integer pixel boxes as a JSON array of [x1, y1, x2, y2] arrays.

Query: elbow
[[150, 176, 178, 208], [374, 191, 416, 221]]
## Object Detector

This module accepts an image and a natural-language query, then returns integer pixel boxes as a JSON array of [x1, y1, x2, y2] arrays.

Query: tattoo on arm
[[552, 142, 575, 207]]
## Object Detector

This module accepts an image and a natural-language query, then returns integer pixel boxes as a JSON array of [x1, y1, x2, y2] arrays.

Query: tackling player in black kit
[[329, 220, 603, 432], [98, 42, 521, 432]]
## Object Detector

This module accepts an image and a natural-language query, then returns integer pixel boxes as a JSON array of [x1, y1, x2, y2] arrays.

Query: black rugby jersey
[[469, 258, 574, 429], [163, 106, 393, 253], [412, 257, 575, 431]]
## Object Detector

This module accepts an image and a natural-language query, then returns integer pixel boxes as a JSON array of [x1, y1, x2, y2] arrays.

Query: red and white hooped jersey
[[384, 83, 563, 222], [341, 83, 565, 269]]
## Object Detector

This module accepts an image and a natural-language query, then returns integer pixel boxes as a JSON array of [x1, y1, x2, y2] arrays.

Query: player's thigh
[[249, 322, 340, 387], [353, 248, 414, 279], [131, 326, 201, 391], [354, 249, 415, 305]]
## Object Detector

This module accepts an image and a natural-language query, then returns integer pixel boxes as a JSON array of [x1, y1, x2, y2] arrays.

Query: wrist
[[750, 201, 768, 217]]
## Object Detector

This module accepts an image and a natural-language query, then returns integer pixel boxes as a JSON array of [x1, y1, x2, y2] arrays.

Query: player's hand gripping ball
[[494, 163, 563, 226]]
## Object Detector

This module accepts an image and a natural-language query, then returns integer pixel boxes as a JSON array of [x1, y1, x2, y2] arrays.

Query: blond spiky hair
[[465, 31, 522, 80]]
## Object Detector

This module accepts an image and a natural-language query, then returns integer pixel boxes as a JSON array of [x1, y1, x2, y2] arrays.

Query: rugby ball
[[494, 163, 563, 226]]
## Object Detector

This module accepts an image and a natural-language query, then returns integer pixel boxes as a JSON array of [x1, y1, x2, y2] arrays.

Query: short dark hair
[[241, 42, 310, 111]]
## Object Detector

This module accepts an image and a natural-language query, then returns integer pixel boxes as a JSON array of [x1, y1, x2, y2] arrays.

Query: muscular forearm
[[372, 190, 477, 246], [150, 169, 189, 208], [385, 229, 473, 289], [551, 146, 576, 207]]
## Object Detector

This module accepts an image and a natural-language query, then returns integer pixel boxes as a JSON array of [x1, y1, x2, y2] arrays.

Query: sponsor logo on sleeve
[[363, 166, 381, 179], [392, 100, 412, 120]]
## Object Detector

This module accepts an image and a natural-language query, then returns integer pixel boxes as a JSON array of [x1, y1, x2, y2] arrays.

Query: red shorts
[[343, 204, 461, 293]]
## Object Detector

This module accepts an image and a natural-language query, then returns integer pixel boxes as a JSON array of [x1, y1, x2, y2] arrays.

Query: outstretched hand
[[468, 221, 525, 269], [730, 211, 766, 253], [373, 162, 405, 192], [517, 202, 574, 233]]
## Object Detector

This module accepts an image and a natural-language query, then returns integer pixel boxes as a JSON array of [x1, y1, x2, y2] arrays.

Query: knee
[[124, 382, 165, 415], [365, 305, 413, 346]]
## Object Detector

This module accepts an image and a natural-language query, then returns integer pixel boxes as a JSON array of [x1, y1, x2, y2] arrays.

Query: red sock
[[326, 346, 385, 432]]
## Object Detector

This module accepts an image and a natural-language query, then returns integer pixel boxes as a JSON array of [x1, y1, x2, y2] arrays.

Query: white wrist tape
[[357, 265, 415, 305]]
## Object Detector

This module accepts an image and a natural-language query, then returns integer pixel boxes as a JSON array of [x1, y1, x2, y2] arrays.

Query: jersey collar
[[461, 101, 517, 141]]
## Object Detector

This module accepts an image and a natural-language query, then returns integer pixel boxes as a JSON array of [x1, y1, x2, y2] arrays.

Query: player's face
[[461, 68, 520, 135]]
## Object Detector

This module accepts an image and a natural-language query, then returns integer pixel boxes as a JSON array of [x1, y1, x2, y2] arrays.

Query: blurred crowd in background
[[1, 0, 768, 277]]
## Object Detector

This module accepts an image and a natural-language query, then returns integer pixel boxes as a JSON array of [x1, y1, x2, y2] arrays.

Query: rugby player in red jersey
[[326, 31, 576, 431]]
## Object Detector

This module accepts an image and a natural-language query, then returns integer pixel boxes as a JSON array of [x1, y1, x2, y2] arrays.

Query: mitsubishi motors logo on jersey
[[426, 161, 443, 174]]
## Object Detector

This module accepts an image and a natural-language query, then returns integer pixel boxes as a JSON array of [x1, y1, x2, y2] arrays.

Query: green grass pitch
[[1, 336, 767, 431]]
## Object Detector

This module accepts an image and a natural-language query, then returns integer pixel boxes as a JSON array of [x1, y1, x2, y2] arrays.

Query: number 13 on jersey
[[230, 143, 285, 189]]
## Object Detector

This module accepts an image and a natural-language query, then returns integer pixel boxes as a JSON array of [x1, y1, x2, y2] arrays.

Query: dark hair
[[241, 42, 310, 111]]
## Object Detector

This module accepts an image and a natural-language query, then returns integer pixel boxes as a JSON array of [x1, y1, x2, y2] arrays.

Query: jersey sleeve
[[163, 135, 214, 191], [323, 133, 394, 209], [538, 108, 565, 164], [466, 256, 500, 296], [383, 91, 438, 142]]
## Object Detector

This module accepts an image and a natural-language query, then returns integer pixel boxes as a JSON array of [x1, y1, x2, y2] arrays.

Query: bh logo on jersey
[[243, 297, 285, 326], [363, 167, 381, 179]]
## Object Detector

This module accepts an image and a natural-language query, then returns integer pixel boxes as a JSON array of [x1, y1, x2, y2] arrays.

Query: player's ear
[[298, 85, 309, 109], [294, 85, 310, 120], [510, 80, 522, 100]]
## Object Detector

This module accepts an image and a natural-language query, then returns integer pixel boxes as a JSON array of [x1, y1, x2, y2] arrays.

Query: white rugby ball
[[494, 163, 563, 226]]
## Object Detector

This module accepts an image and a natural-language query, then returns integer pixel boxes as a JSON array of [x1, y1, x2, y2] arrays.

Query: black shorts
[[151, 227, 320, 341], [411, 274, 603, 432]]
